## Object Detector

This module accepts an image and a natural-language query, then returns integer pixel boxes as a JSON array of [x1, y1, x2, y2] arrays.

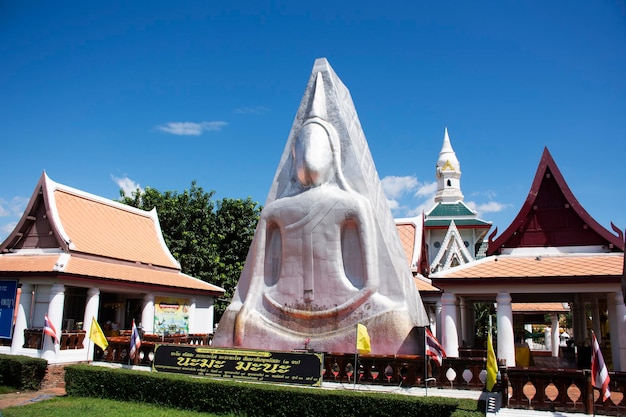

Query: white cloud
[[406, 200, 436, 217], [381, 175, 418, 199], [157, 121, 228, 136], [112, 175, 143, 197], [1, 221, 17, 236], [415, 181, 437, 197], [474, 201, 508, 214], [0, 202, 8, 217], [0, 196, 28, 218], [386, 199, 400, 210]]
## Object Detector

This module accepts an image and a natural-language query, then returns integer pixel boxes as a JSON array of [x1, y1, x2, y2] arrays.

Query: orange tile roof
[[0, 255, 59, 272], [511, 302, 570, 313], [0, 173, 224, 296], [431, 253, 623, 279], [53, 188, 179, 269], [0, 254, 223, 294], [396, 223, 416, 267], [65, 256, 222, 293], [413, 276, 440, 292]]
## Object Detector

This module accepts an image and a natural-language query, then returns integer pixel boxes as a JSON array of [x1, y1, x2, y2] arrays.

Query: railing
[[321, 353, 488, 389], [22, 329, 86, 350], [503, 367, 626, 416], [99, 333, 212, 366]]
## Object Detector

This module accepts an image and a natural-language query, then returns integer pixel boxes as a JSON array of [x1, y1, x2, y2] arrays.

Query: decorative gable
[[430, 220, 473, 272], [488, 148, 623, 255]]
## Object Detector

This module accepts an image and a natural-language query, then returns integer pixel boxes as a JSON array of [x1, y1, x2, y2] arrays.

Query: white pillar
[[524, 323, 533, 347], [551, 313, 560, 357], [42, 284, 65, 361], [441, 292, 459, 357], [83, 288, 100, 357], [141, 293, 155, 333], [427, 304, 437, 338], [496, 292, 515, 367], [435, 300, 442, 342], [188, 297, 196, 334], [459, 297, 469, 348], [591, 296, 602, 343], [545, 326, 552, 352], [11, 283, 32, 353], [610, 291, 626, 372]]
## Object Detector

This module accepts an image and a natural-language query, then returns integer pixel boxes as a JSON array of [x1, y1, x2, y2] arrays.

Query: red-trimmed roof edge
[[487, 147, 624, 255]]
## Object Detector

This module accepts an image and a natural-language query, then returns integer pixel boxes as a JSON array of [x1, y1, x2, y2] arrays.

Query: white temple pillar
[[608, 290, 626, 372], [496, 292, 515, 367], [187, 297, 197, 334], [545, 326, 552, 352], [42, 284, 65, 361], [441, 292, 459, 357], [435, 300, 443, 342], [141, 293, 155, 333], [591, 296, 602, 343], [427, 304, 437, 338], [83, 288, 100, 357], [459, 297, 467, 347], [11, 283, 32, 354], [524, 323, 533, 347], [551, 313, 560, 357]]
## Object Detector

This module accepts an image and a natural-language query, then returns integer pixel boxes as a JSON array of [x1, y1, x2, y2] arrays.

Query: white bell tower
[[434, 127, 463, 203]]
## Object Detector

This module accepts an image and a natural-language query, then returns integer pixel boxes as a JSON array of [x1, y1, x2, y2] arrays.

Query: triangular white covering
[[213, 58, 428, 354]]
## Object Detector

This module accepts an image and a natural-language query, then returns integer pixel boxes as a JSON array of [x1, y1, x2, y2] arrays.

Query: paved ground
[[0, 387, 66, 410]]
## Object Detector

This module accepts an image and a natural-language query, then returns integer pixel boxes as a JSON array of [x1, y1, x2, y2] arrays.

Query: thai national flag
[[43, 314, 59, 344], [129, 319, 141, 359], [591, 330, 611, 402], [425, 327, 446, 366]]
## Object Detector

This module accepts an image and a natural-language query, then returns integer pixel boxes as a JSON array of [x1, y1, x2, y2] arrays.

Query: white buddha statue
[[213, 60, 428, 354]]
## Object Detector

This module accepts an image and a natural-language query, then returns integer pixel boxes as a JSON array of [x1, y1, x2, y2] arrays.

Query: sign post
[[153, 345, 323, 387]]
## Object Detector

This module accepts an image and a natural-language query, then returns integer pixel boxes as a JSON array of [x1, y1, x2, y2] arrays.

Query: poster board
[[0, 280, 18, 338], [154, 297, 189, 335]]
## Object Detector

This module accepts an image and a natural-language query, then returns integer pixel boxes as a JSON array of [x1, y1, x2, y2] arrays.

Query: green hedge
[[0, 354, 48, 390], [65, 365, 482, 417]]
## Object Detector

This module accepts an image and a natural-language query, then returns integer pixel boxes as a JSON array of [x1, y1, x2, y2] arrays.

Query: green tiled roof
[[425, 219, 491, 227], [428, 202, 474, 217]]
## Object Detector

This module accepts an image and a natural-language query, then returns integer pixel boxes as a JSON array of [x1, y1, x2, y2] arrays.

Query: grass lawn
[[0, 386, 19, 395], [1, 396, 244, 417]]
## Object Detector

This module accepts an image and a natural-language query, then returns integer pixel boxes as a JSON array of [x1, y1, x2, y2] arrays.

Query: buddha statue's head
[[293, 122, 334, 188]]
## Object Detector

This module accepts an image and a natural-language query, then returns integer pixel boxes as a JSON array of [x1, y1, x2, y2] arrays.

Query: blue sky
[[1, 1, 625, 242]]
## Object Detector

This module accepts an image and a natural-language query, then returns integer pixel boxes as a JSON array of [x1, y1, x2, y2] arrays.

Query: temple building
[[395, 134, 624, 372], [395, 128, 491, 339], [0, 172, 224, 364], [427, 148, 625, 371]]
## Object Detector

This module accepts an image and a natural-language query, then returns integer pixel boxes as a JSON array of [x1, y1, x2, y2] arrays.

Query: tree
[[119, 181, 261, 321]]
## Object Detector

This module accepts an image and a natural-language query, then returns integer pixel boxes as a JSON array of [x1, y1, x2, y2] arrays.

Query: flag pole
[[424, 327, 428, 396], [87, 327, 92, 362], [354, 325, 358, 389]]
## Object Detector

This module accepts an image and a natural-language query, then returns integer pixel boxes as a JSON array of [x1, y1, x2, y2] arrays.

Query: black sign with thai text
[[152, 345, 323, 386]]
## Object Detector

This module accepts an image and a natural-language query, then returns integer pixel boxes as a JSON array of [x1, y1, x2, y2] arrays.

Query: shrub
[[65, 365, 482, 417], [0, 354, 48, 390]]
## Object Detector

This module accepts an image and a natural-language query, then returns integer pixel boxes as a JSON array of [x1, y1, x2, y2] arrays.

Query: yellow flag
[[356, 323, 371, 354], [89, 317, 109, 351], [486, 328, 497, 391]]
